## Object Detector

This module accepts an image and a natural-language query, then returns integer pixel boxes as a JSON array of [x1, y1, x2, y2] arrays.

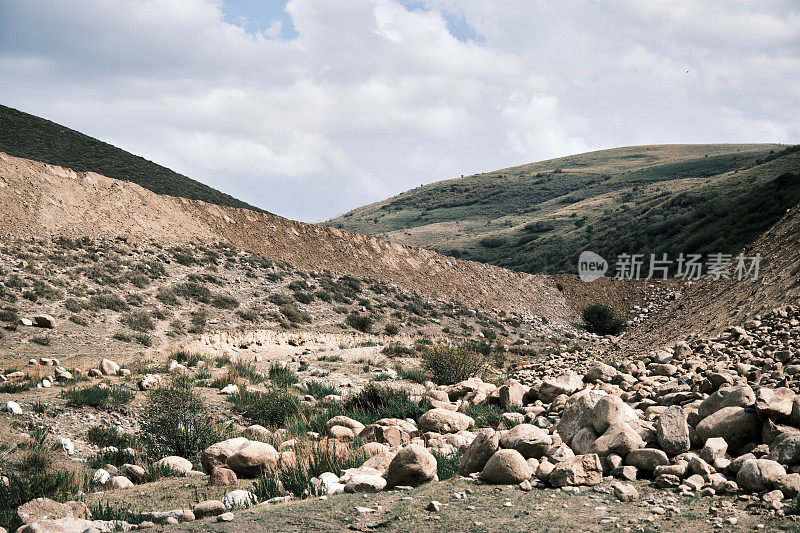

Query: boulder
[[700, 437, 728, 464], [344, 474, 387, 493], [221, 490, 257, 510], [156, 456, 193, 475], [361, 451, 397, 474], [499, 424, 552, 459], [384, 444, 437, 488], [100, 359, 120, 376], [549, 454, 603, 487], [625, 448, 669, 472], [756, 387, 795, 420], [227, 441, 278, 477], [589, 422, 645, 457], [419, 408, 474, 434], [498, 380, 528, 409], [107, 476, 134, 490], [481, 449, 532, 484], [121, 464, 146, 483], [193, 500, 226, 519], [612, 481, 639, 502], [696, 407, 759, 451], [656, 405, 690, 456], [325, 415, 365, 436], [201, 437, 249, 472], [769, 435, 800, 465], [592, 395, 637, 434], [209, 467, 237, 486], [584, 361, 618, 383], [459, 428, 500, 475], [16, 498, 88, 526], [697, 385, 755, 419], [553, 390, 606, 445], [539, 371, 583, 403], [33, 314, 55, 329], [737, 458, 786, 492]]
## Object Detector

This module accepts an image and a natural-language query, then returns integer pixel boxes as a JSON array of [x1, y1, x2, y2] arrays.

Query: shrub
[[279, 303, 310, 324], [174, 282, 212, 303], [228, 388, 302, 427], [0, 447, 88, 531], [89, 294, 128, 311], [211, 294, 239, 309], [479, 237, 504, 248], [156, 288, 179, 306], [582, 303, 626, 335], [237, 308, 260, 322], [293, 291, 313, 304], [139, 376, 229, 463], [64, 298, 84, 313], [317, 354, 343, 362], [268, 362, 299, 387], [384, 323, 399, 335], [342, 384, 430, 422], [87, 426, 136, 449], [121, 310, 155, 332], [303, 380, 337, 399], [459, 403, 503, 428], [188, 309, 208, 333], [29, 334, 51, 346], [346, 312, 373, 333], [395, 365, 427, 384], [422, 342, 488, 385], [62, 385, 134, 409], [432, 449, 461, 481], [88, 501, 154, 525]]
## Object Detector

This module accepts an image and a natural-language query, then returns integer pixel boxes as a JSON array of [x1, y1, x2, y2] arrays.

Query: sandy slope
[[0, 152, 572, 322]]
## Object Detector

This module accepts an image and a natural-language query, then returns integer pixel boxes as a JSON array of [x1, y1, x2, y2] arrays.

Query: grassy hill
[[0, 104, 261, 212], [326, 144, 800, 274]]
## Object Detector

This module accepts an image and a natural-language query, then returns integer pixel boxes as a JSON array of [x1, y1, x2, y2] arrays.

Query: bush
[[479, 237, 504, 248], [346, 312, 373, 333], [384, 323, 399, 335], [228, 388, 302, 427], [62, 385, 135, 409], [422, 342, 488, 385], [87, 426, 136, 449], [293, 291, 313, 304], [121, 310, 155, 332], [139, 376, 229, 463], [174, 282, 212, 304], [459, 403, 503, 428], [279, 303, 310, 324], [303, 380, 337, 399], [268, 362, 299, 387], [432, 449, 461, 481], [582, 304, 626, 335], [395, 365, 427, 384], [211, 294, 239, 309], [89, 294, 128, 311]]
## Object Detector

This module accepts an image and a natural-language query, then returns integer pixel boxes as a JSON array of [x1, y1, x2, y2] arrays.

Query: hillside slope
[[0, 151, 571, 322], [627, 199, 800, 349], [0, 104, 260, 212], [326, 144, 800, 274]]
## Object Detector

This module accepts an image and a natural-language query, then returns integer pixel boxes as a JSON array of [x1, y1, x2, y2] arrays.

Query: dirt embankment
[[627, 202, 800, 350], [0, 152, 573, 322]]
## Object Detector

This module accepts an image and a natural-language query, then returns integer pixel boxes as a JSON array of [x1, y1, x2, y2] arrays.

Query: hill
[[0, 104, 260, 212], [0, 151, 572, 322], [326, 144, 800, 274]]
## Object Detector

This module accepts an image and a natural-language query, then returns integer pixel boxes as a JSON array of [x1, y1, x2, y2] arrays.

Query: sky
[[0, 0, 798, 222]]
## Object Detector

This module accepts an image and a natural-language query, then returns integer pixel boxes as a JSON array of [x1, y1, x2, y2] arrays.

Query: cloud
[[0, 0, 798, 221]]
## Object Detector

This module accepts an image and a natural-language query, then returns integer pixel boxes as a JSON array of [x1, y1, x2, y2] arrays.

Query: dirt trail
[[0, 152, 572, 322]]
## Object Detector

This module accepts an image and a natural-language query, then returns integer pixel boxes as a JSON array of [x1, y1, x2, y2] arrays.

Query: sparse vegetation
[[582, 303, 626, 335], [422, 341, 488, 385]]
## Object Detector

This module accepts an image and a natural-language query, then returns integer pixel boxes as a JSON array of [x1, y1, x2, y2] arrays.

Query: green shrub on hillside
[[582, 304, 626, 335], [422, 342, 488, 385]]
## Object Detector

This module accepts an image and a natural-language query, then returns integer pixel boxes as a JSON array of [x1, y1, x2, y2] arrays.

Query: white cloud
[[0, 0, 798, 221]]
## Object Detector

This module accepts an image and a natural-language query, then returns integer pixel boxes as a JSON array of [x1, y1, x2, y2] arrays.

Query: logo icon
[[578, 251, 608, 282]]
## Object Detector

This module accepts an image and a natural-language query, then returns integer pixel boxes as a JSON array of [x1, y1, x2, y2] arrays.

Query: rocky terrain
[[1, 150, 800, 532]]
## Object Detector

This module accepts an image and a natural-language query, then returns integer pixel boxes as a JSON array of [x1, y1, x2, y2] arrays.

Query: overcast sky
[[1, 0, 798, 222]]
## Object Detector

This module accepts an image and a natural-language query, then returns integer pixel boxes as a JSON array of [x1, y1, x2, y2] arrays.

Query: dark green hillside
[[0, 104, 261, 212], [327, 144, 800, 274]]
